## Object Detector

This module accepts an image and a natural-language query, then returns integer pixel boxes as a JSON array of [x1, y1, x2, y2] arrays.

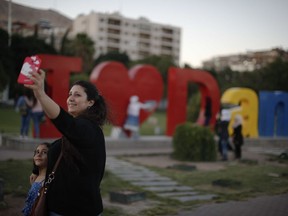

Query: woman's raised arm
[[24, 69, 60, 119]]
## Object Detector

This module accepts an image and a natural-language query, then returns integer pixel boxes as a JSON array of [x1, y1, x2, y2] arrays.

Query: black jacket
[[217, 120, 230, 141], [233, 125, 243, 145], [46, 108, 106, 215]]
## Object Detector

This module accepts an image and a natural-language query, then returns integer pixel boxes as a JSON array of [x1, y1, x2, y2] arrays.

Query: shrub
[[172, 123, 216, 161]]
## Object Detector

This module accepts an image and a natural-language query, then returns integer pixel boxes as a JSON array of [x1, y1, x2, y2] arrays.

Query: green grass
[[0, 106, 167, 137], [1, 157, 288, 215], [0, 159, 33, 196], [103, 110, 167, 136], [0, 107, 24, 135], [148, 162, 288, 201]]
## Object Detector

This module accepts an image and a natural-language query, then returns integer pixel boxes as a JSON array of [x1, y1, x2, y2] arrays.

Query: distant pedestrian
[[218, 108, 231, 161], [124, 95, 155, 139], [232, 114, 244, 159], [204, 96, 212, 126], [31, 95, 45, 138], [15, 89, 33, 138]]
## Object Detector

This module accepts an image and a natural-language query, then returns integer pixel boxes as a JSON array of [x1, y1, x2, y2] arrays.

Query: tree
[[256, 58, 288, 91], [60, 28, 71, 55], [210, 57, 288, 94], [131, 55, 176, 81], [94, 51, 130, 68], [130, 55, 176, 97], [9, 34, 57, 98], [0, 29, 13, 91], [62, 33, 95, 74]]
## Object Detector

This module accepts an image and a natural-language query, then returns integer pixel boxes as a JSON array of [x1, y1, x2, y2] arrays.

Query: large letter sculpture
[[90, 61, 163, 129], [38, 54, 82, 138], [166, 67, 220, 136], [221, 87, 258, 137], [259, 91, 288, 137]]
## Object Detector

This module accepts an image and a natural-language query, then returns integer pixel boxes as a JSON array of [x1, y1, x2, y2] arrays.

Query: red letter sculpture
[[38, 54, 82, 138], [166, 67, 220, 136], [90, 61, 163, 130]]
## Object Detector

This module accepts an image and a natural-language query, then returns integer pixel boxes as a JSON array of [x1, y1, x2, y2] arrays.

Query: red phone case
[[17, 55, 42, 85]]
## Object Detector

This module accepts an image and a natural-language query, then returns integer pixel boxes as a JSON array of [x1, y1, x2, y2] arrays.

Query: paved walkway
[[106, 155, 288, 216], [176, 193, 288, 216], [106, 156, 216, 202]]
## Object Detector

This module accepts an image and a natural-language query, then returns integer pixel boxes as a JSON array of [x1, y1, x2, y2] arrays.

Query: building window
[[108, 18, 121, 25], [162, 28, 173, 34]]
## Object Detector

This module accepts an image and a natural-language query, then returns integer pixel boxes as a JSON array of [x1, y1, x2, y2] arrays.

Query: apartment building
[[202, 48, 288, 72], [71, 11, 181, 64]]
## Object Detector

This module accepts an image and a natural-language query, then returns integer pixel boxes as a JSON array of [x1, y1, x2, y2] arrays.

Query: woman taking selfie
[[25, 69, 109, 216]]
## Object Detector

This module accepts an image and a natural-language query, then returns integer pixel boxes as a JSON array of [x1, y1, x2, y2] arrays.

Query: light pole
[[8, 0, 12, 46], [2, 0, 12, 103]]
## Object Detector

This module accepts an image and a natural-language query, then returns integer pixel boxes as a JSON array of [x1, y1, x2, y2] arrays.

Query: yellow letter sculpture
[[221, 87, 258, 138]]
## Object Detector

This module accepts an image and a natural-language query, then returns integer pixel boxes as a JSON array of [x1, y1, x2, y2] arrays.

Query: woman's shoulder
[[78, 117, 103, 134]]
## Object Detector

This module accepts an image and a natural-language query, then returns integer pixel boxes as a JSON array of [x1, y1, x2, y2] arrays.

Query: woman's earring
[[87, 106, 91, 110]]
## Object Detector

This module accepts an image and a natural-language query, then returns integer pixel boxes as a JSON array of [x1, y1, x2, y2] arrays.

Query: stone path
[[106, 156, 217, 202]]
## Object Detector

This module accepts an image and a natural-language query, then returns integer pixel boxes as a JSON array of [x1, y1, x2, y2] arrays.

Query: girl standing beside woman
[[22, 142, 50, 216], [25, 69, 109, 216]]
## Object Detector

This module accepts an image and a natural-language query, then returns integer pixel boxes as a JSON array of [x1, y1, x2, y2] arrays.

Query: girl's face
[[34, 144, 48, 168], [67, 85, 94, 117]]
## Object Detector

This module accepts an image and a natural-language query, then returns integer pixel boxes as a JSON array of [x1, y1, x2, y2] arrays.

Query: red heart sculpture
[[90, 61, 164, 127]]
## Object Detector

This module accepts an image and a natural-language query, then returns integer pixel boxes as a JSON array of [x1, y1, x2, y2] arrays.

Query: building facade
[[202, 48, 288, 72], [71, 12, 181, 64]]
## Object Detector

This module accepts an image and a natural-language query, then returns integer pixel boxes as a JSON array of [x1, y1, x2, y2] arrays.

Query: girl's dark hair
[[34, 142, 51, 153], [72, 80, 109, 126], [32, 142, 50, 174]]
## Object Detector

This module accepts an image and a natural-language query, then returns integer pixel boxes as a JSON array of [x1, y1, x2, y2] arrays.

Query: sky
[[11, 0, 288, 67]]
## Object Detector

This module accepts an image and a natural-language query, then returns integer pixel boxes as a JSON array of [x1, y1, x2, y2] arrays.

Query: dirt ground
[[121, 149, 272, 170], [0, 193, 157, 216], [0, 194, 24, 216]]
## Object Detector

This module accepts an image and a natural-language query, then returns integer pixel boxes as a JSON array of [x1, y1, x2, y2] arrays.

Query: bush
[[172, 123, 216, 161]]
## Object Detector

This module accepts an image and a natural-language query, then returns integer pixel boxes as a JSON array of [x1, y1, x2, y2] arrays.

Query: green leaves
[[172, 123, 216, 161]]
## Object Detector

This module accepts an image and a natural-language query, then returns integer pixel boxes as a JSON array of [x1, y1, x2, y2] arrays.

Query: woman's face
[[34, 144, 48, 168], [67, 85, 94, 117]]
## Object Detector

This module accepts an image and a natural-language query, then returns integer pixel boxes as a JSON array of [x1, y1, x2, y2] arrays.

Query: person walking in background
[[124, 95, 155, 139], [204, 96, 212, 126], [232, 114, 244, 159], [22, 142, 50, 216], [31, 95, 45, 138], [26, 69, 109, 216], [218, 108, 231, 161], [15, 89, 33, 138]]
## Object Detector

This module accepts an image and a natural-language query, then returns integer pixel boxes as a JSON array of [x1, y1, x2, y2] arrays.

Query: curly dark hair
[[72, 80, 110, 126]]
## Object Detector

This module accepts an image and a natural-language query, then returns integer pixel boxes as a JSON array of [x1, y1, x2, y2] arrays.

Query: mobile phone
[[17, 55, 42, 85]]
